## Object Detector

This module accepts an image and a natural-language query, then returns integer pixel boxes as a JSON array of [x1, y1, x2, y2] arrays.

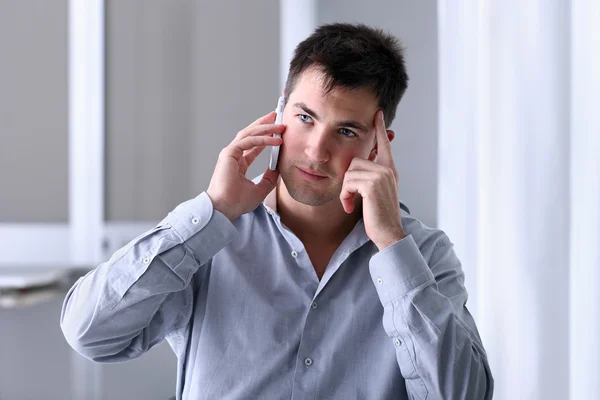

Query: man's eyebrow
[[337, 119, 369, 133], [294, 102, 321, 120], [293, 102, 369, 133]]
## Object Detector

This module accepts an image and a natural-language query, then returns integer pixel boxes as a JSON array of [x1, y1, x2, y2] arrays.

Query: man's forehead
[[290, 70, 377, 119]]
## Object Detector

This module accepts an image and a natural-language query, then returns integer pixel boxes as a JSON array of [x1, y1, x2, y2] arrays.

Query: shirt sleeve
[[60, 192, 238, 362], [369, 231, 494, 400]]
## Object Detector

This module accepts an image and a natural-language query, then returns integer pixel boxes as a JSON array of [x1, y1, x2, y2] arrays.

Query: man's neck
[[275, 180, 362, 246]]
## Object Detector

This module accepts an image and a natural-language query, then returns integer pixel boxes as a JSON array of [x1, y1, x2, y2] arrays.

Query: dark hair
[[284, 23, 409, 127]]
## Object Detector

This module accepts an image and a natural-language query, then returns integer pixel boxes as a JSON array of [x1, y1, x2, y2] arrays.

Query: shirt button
[[291, 250, 299, 258], [191, 217, 200, 224], [311, 301, 318, 309], [304, 357, 313, 366], [377, 277, 384, 285], [394, 338, 402, 347], [142, 257, 150, 264]]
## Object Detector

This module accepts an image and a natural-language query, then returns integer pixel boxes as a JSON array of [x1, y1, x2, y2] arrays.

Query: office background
[[1, 1, 598, 399]]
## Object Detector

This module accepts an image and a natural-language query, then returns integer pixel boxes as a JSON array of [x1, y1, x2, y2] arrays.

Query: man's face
[[279, 68, 380, 207]]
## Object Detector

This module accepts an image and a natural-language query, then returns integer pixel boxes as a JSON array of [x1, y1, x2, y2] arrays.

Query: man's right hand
[[206, 111, 285, 221]]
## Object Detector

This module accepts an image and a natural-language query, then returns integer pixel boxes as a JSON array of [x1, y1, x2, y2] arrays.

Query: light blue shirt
[[61, 183, 493, 399]]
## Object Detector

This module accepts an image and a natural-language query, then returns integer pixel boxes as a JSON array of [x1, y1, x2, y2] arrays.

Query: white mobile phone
[[268, 96, 285, 170]]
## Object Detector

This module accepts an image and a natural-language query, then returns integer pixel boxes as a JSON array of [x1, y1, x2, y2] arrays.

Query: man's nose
[[304, 130, 330, 163]]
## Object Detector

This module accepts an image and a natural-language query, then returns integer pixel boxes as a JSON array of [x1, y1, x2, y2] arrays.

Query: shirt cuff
[[369, 234, 435, 305], [162, 191, 238, 261]]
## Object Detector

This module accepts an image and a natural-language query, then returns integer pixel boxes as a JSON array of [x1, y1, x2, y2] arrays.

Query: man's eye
[[340, 128, 357, 137], [298, 114, 313, 123]]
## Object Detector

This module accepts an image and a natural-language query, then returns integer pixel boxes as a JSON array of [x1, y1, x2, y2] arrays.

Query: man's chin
[[285, 183, 337, 207], [291, 193, 328, 206], [280, 169, 339, 206]]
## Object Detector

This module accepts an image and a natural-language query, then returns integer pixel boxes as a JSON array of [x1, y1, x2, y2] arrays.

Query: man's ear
[[369, 144, 377, 162], [386, 130, 396, 143], [369, 130, 395, 161]]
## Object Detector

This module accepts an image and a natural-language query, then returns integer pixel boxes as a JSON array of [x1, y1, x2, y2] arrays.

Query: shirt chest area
[[202, 240, 384, 335], [186, 245, 398, 398]]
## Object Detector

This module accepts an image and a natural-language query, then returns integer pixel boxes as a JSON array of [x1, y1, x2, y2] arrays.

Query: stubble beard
[[279, 163, 340, 207]]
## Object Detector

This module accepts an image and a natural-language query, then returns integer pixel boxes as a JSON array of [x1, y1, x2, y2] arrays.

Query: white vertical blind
[[569, 0, 600, 398], [438, 1, 598, 398]]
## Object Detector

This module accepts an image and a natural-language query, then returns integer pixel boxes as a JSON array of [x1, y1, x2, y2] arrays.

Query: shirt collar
[[253, 174, 371, 253], [264, 181, 278, 213], [252, 174, 278, 214]]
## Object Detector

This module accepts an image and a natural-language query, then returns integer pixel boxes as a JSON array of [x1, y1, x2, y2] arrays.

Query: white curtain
[[437, 1, 599, 399]]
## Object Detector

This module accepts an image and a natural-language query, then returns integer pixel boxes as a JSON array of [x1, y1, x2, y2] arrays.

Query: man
[[61, 23, 493, 399]]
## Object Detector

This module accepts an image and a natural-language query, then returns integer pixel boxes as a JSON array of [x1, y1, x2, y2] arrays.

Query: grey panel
[[105, 0, 195, 222], [190, 1, 281, 196], [0, 0, 68, 223], [105, 0, 280, 222]]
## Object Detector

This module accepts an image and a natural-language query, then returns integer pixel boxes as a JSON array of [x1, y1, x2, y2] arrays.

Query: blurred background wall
[[5, 1, 597, 399]]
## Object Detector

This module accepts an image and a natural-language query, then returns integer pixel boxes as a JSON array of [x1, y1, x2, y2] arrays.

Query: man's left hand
[[340, 110, 407, 251]]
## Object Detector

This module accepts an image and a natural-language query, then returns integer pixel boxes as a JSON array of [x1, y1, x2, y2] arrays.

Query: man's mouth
[[297, 167, 328, 180]]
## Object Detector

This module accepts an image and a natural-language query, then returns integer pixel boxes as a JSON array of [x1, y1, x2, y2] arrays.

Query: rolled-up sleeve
[[369, 232, 494, 399], [60, 192, 238, 362]]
